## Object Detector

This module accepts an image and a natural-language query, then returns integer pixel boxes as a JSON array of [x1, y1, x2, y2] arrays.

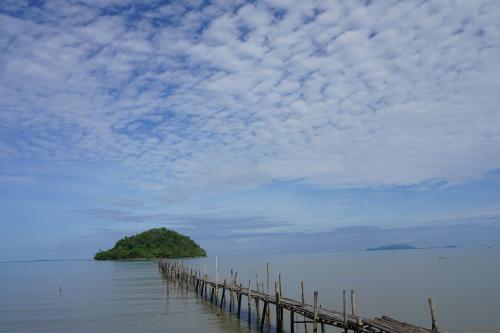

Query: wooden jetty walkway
[[158, 260, 442, 333]]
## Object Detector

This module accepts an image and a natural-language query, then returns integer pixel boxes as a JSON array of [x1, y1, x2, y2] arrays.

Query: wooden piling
[[229, 283, 233, 311], [428, 298, 438, 332], [343, 290, 348, 333], [301, 281, 308, 333], [279, 273, 282, 296], [237, 283, 242, 318], [215, 255, 218, 300], [248, 280, 252, 323], [266, 262, 270, 326], [290, 310, 295, 333], [232, 271, 238, 312], [220, 279, 226, 309], [266, 262, 270, 295], [276, 282, 282, 332], [230, 269, 234, 311], [204, 275, 208, 298], [313, 291, 318, 333], [351, 289, 356, 316], [255, 275, 260, 324], [260, 301, 268, 332]]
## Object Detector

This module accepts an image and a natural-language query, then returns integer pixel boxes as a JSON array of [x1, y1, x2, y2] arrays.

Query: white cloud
[[1, 0, 500, 195]]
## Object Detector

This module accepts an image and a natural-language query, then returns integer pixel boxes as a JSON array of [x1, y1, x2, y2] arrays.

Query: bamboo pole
[[237, 283, 242, 318], [279, 273, 282, 296], [266, 262, 270, 326], [278, 272, 283, 323], [428, 298, 439, 332], [276, 282, 282, 332], [301, 281, 308, 333], [313, 291, 318, 333], [215, 255, 219, 300], [230, 269, 234, 311], [320, 305, 325, 333], [248, 280, 252, 323], [255, 275, 260, 324], [233, 271, 238, 312], [220, 279, 226, 309], [260, 301, 268, 332], [343, 290, 347, 333], [266, 262, 270, 295], [351, 289, 356, 316]]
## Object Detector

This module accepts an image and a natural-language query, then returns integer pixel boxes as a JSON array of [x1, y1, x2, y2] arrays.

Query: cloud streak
[[1, 0, 500, 195], [79, 206, 291, 239]]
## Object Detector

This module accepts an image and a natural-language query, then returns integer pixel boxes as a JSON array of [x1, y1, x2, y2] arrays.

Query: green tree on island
[[94, 228, 206, 260]]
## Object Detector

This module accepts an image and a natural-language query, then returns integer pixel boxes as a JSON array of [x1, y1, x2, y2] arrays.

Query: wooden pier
[[158, 260, 442, 333]]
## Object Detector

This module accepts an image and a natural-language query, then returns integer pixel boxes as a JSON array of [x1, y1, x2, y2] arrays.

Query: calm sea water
[[1, 249, 499, 333]]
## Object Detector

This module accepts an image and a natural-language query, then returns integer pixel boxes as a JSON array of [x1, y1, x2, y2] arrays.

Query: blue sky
[[1, 0, 500, 260]]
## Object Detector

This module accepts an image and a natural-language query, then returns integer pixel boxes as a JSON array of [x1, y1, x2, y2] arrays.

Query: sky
[[1, 0, 500, 260]]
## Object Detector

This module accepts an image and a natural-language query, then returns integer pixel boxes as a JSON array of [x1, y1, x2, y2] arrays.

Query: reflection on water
[[1, 248, 499, 333], [0, 260, 255, 333]]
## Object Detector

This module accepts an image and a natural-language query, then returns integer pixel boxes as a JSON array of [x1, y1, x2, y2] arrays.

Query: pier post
[[204, 275, 208, 298], [313, 291, 318, 333], [215, 255, 218, 301], [278, 273, 283, 324], [237, 283, 242, 318], [300, 281, 307, 333], [301, 281, 308, 333], [428, 298, 439, 332], [220, 279, 226, 309], [248, 280, 252, 324], [266, 262, 270, 326], [276, 282, 282, 332], [255, 275, 260, 325], [290, 310, 295, 333], [351, 289, 356, 317], [230, 269, 234, 312], [260, 301, 268, 332], [279, 273, 282, 296], [232, 272, 238, 312], [343, 290, 348, 333]]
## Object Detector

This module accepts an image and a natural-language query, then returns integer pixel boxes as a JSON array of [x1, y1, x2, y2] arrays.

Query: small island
[[94, 228, 206, 260], [366, 244, 417, 251]]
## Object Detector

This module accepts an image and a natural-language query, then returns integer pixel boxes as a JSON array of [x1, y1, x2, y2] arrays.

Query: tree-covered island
[[94, 228, 206, 260]]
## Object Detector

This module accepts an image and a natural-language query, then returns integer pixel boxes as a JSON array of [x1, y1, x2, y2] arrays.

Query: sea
[[1, 248, 499, 333]]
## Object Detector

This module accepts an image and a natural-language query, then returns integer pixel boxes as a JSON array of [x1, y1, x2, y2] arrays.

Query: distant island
[[366, 243, 458, 251], [94, 228, 206, 260], [366, 244, 417, 251]]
